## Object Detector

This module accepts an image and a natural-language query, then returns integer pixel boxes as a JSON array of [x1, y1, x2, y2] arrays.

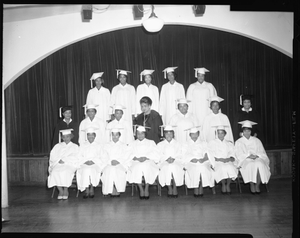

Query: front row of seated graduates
[[48, 119, 271, 199]]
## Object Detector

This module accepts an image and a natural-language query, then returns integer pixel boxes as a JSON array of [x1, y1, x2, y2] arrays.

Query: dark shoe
[[139, 195, 144, 200], [103, 194, 109, 197], [221, 191, 227, 195], [173, 194, 178, 198], [115, 194, 120, 197], [83, 194, 89, 199], [167, 194, 172, 198], [227, 192, 232, 195], [194, 194, 199, 197], [144, 196, 150, 200], [251, 191, 256, 195], [199, 193, 203, 197], [89, 194, 94, 198], [255, 191, 261, 195]]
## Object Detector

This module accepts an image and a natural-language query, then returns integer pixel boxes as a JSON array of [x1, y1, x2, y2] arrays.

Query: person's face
[[87, 109, 96, 119], [144, 75, 152, 85], [111, 132, 120, 143], [95, 78, 103, 88], [114, 110, 123, 121], [140, 102, 151, 113], [211, 102, 220, 114], [119, 74, 127, 85], [137, 131, 145, 141], [190, 132, 200, 142], [178, 103, 188, 115], [217, 130, 226, 140], [197, 73, 205, 83], [243, 99, 252, 110], [87, 133, 96, 143], [243, 128, 252, 139], [63, 110, 71, 120], [167, 72, 175, 83], [164, 131, 174, 142], [62, 134, 72, 143]]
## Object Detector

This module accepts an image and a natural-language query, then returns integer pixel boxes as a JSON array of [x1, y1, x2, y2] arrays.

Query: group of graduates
[[47, 67, 271, 200]]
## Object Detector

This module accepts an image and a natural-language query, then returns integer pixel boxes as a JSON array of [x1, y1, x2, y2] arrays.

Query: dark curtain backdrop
[[5, 25, 293, 156]]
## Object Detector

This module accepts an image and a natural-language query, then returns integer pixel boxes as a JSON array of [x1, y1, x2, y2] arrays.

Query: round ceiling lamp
[[142, 5, 164, 33]]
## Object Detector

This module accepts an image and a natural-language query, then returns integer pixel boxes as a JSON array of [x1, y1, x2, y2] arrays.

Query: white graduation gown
[[159, 81, 185, 124], [157, 139, 185, 187], [111, 83, 136, 128], [86, 86, 111, 122], [78, 117, 106, 145], [105, 117, 134, 145], [76, 141, 106, 192], [136, 83, 159, 115], [183, 138, 215, 188], [235, 136, 271, 184], [126, 138, 160, 184], [169, 112, 198, 144], [101, 141, 131, 195], [202, 111, 234, 143], [47, 142, 79, 188], [186, 81, 217, 126], [208, 138, 238, 183]]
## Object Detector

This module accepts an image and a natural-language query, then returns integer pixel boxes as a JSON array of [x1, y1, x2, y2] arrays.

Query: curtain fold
[[5, 25, 293, 156]]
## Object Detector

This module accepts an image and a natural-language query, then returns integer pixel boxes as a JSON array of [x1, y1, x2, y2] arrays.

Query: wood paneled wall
[[7, 149, 292, 186]]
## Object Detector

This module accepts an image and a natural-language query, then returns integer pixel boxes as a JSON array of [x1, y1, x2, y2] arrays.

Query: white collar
[[63, 118, 72, 123], [242, 107, 252, 112]]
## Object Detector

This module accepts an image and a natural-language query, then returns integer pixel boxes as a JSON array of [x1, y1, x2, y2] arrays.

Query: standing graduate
[[169, 98, 198, 144], [159, 67, 185, 124], [186, 67, 217, 126], [86, 72, 111, 123], [134, 96, 163, 144], [202, 96, 233, 143], [233, 94, 263, 142], [136, 69, 159, 116], [51, 105, 79, 148], [110, 69, 136, 129], [78, 104, 106, 145]]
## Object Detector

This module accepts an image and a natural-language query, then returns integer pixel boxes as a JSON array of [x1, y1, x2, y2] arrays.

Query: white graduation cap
[[238, 120, 257, 128], [162, 66, 178, 79], [184, 126, 201, 134], [116, 69, 131, 78], [159, 124, 177, 137], [111, 104, 126, 113], [211, 124, 229, 138], [83, 104, 98, 115], [140, 69, 155, 82], [194, 67, 209, 77], [83, 127, 98, 134], [133, 125, 151, 135], [176, 98, 191, 105], [90, 72, 104, 88], [209, 96, 224, 103]]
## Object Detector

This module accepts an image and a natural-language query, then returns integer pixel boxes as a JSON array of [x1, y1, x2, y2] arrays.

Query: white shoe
[[62, 196, 68, 200], [57, 195, 63, 200]]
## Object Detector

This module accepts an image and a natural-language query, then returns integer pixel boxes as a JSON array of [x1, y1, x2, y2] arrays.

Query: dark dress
[[134, 110, 163, 144], [51, 119, 79, 148], [233, 108, 264, 143]]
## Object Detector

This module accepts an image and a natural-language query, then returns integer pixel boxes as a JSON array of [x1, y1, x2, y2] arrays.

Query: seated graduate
[[183, 126, 215, 197], [134, 96, 163, 144], [47, 129, 79, 200], [157, 125, 185, 198], [78, 104, 106, 145], [105, 104, 134, 145], [235, 120, 271, 194], [76, 127, 106, 199], [202, 96, 233, 143], [101, 128, 131, 197], [51, 105, 79, 148], [169, 98, 198, 144], [208, 125, 238, 194], [126, 126, 160, 200]]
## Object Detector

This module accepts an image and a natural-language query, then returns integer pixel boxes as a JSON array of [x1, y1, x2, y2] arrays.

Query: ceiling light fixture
[[142, 5, 164, 33]]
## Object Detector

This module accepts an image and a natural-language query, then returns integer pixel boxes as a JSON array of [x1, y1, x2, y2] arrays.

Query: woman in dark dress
[[134, 96, 163, 144], [233, 94, 264, 143], [51, 105, 79, 148]]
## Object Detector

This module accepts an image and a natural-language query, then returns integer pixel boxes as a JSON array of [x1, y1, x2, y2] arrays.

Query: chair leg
[[131, 184, 134, 197], [185, 184, 188, 195], [76, 189, 79, 197], [265, 183, 269, 193], [51, 187, 56, 198], [237, 175, 242, 193]]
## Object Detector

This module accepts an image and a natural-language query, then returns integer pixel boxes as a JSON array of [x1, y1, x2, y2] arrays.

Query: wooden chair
[[237, 169, 269, 193], [131, 176, 161, 196], [51, 174, 79, 198]]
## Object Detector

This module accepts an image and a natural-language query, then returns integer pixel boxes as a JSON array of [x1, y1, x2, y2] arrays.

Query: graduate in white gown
[[159, 67, 185, 124], [126, 126, 160, 199], [76, 127, 106, 199], [47, 129, 79, 200], [186, 67, 217, 126], [101, 128, 131, 197], [105, 104, 134, 145], [86, 72, 111, 123], [136, 69, 159, 115], [78, 104, 106, 145], [157, 125, 185, 198], [202, 96, 233, 143], [208, 125, 238, 194], [110, 69, 136, 129], [169, 98, 198, 144], [234, 120, 271, 194], [183, 127, 215, 197]]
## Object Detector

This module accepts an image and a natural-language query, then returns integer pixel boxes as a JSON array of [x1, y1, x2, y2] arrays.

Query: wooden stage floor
[[1, 177, 293, 237]]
